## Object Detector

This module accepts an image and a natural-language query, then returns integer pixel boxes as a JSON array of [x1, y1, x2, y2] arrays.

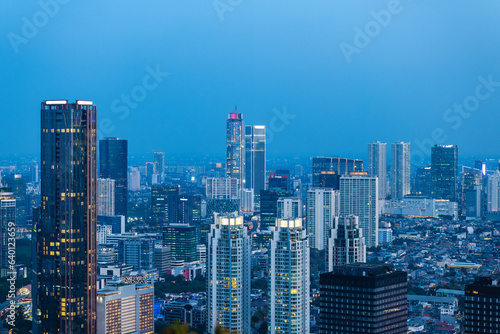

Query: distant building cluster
[[2, 102, 500, 333]]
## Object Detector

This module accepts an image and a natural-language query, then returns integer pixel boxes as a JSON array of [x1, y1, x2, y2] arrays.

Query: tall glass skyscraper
[[431, 144, 458, 202], [99, 137, 128, 218], [391, 142, 411, 200], [34, 100, 97, 334], [244, 125, 266, 209], [226, 110, 245, 188], [368, 142, 387, 199]]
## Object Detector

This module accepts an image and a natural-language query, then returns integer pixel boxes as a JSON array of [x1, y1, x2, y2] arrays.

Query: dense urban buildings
[[3, 173, 27, 226], [327, 215, 366, 271], [431, 144, 459, 202], [320, 264, 407, 334], [368, 141, 387, 199], [99, 137, 128, 218], [207, 213, 251, 334], [34, 100, 97, 333], [391, 142, 411, 200], [268, 219, 310, 334]]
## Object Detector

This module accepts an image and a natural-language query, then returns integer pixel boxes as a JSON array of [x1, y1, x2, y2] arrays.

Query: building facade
[[327, 215, 366, 271], [99, 137, 128, 217], [97, 178, 115, 216], [34, 100, 97, 333], [391, 142, 410, 200], [312, 157, 364, 187], [306, 188, 339, 250], [162, 224, 198, 262], [226, 111, 245, 187], [268, 219, 310, 334], [207, 214, 251, 334], [320, 264, 407, 334], [464, 275, 500, 333], [368, 142, 387, 199], [340, 174, 379, 248], [244, 125, 266, 208], [431, 144, 458, 202], [96, 282, 154, 334]]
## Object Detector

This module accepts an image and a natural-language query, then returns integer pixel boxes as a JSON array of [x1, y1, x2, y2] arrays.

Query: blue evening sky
[[1, 1, 500, 163]]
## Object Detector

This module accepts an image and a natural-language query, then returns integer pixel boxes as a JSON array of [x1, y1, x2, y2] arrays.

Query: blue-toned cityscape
[[2, 1, 500, 333]]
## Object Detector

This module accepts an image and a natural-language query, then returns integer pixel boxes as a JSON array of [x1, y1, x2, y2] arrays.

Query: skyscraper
[[415, 166, 432, 197], [268, 219, 310, 334], [320, 264, 407, 334], [151, 184, 180, 229], [340, 174, 379, 247], [244, 125, 266, 208], [464, 275, 500, 333], [391, 142, 410, 200], [34, 100, 97, 333], [226, 110, 245, 188], [431, 144, 458, 202], [312, 157, 364, 187], [306, 188, 339, 250], [154, 151, 165, 179], [368, 142, 387, 199], [0, 189, 15, 273], [162, 224, 198, 262], [327, 215, 366, 271], [207, 213, 251, 334], [97, 178, 115, 216], [487, 170, 500, 212], [99, 137, 128, 217]]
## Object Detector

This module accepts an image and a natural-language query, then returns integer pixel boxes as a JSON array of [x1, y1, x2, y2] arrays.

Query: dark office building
[[260, 189, 288, 230], [175, 194, 201, 225], [313, 157, 364, 187], [151, 184, 180, 229], [34, 100, 97, 334], [431, 145, 458, 202], [163, 224, 198, 262], [3, 174, 27, 226], [268, 173, 289, 193], [320, 264, 407, 334], [318, 171, 340, 190], [415, 166, 432, 197], [464, 275, 500, 333], [99, 137, 128, 218]]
